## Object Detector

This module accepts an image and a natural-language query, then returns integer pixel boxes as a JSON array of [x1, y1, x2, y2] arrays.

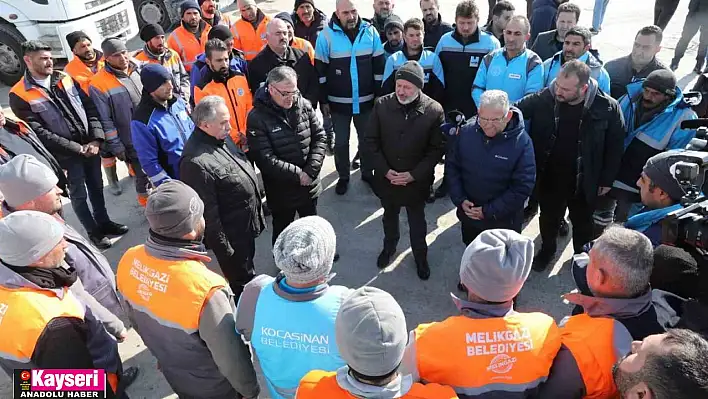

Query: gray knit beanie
[[145, 180, 204, 239], [0, 154, 58, 208], [0, 210, 65, 266], [395, 61, 425, 89], [273, 216, 336, 284], [101, 37, 128, 58]]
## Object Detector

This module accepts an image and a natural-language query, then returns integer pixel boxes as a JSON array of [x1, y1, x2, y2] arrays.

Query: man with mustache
[[543, 26, 610, 94], [199, 0, 233, 28], [419, 0, 452, 49], [167, 1, 211, 72], [292, 0, 327, 47], [369, 0, 399, 44], [64, 31, 104, 94], [231, 0, 271, 61], [135, 23, 191, 105]]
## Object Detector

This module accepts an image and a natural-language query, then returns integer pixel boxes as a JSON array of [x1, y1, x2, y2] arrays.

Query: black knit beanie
[[643, 69, 677, 97], [642, 151, 686, 202], [140, 23, 165, 42], [294, 0, 315, 10], [66, 31, 90, 50], [208, 25, 233, 41], [395, 61, 425, 89]]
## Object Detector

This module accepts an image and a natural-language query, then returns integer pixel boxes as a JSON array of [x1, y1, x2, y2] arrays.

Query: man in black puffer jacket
[[247, 66, 327, 245]]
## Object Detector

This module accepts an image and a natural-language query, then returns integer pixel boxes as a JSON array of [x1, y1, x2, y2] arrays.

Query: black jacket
[[515, 79, 626, 205], [292, 8, 327, 48], [364, 92, 445, 205], [247, 46, 319, 108], [246, 88, 327, 210], [530, 29, 563, 61], [180, 128, 265, 257], [604, 54, 668, 100], [423, 14, 454, 50]]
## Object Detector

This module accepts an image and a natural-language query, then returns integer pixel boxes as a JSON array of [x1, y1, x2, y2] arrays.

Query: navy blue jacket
[[446, 107, 536, 228], [530, 0, 559, 43]]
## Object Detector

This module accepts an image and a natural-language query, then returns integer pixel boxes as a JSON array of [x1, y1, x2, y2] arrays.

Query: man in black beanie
[[292, 0, 327, 48], [135, 23, 191, 105], [363, 61, 445, 280], [382, 15, 404, 59], [64, 31, 103, 94]]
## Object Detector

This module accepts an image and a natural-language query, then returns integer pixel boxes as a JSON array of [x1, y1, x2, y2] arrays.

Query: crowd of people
[[0, 0, 708, 397]]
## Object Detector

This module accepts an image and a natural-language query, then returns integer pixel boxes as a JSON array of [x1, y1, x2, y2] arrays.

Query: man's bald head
[[266, 18, 289, 55]]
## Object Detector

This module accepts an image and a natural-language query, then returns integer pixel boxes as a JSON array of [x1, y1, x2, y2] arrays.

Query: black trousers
[[270, 198, 318, 245], [64, 155, 110, 235], [538, 179, 594, 254], [674, 11, 708, 62], [381, 200, 428, 261], [213, 234, 256, 299], [458, 208, 522, 246], [654, 0, 680, 30]]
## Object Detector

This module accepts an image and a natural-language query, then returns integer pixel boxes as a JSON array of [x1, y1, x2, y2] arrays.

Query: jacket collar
[[549, 75, 599, 112], [192, 126, 225, 146], [329, 13, 367, 34], [140, 91, 178, 111], [564, 289, 654, 319], [452, 26, 480, 45], [334, 367, 414, 399], [271, 272, 333, 302], [424, 13, 444, 30], [451, 293, 516, 318], [402, 46, 424, 61], [0, 261, 66, 298]]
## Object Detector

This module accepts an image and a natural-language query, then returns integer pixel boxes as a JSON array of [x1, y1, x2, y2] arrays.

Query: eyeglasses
[[271, 85, 300, 98], [477, 116, 505, 124]]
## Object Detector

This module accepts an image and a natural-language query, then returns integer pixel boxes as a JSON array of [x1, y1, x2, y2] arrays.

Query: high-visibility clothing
[[412, 313, 561, 397], [167, 22, 211, 72], [231, 13, 271, 60], [194, 72, 252, 150], [64, 55, 105, 94], [135, 47, 191, 104], [292, 37, 315, 64], [117, 245, 235, 398], [296, 370, 459, 398], [561, 314, 633, 398]]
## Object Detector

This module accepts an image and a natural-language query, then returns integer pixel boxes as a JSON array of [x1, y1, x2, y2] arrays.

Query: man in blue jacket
[[446, 89, 536, 247], [543, 26, 611, 94], [315, 0, 384, 195], [131, 64, 195, 190], [473, 15, 543, 108], [594, 70, 696, 232], [236, 216, 351, 399]]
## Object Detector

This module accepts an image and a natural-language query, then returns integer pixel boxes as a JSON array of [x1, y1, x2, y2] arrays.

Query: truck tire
[[135, 0, 171, 30], [0, 23, 26, 86]]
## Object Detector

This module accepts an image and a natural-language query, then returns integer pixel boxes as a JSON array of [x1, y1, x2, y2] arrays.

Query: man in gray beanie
[[364, 59, 444, 279], [296, 286, 458, 398], [402, 229, 562, 396], [116, 179, 260, 399], [236, 216, 353, 399]]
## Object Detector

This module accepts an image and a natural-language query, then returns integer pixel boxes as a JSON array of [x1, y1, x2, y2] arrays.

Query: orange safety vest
[[297, 370, 459, 398], [167, 24, 211, 72], [116, 245, 227, 333], [414, 313, 561, 396], [194, 74, 252, 149], [231, 15, 271, 61], [561, 314, 630, 399], [292, 37, 315, 65], [64, 56, 104, 94], [135, 47, 183, 70]]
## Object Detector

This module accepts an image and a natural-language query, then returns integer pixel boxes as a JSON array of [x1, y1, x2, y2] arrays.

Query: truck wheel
[[135, 0, 171, 30], [0, 23, 25, 86]]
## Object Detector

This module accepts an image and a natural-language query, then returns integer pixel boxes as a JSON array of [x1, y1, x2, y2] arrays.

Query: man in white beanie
[[236, 215, 352, 399], [0, 154, 127, 325], [297, 286, 458, 398], [402, 229, 561, 397], [0, 211, 130, 397]]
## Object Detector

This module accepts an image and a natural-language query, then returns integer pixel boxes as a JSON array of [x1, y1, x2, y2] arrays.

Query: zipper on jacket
[[169, 105, 188, 143], [224, 82, 243, 133]]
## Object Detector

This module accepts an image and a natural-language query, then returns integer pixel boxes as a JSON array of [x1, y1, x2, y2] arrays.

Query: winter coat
[[292, 8, 327, 48], [446, 108, 536, 229], [530, 29, 563, 61], [604, 54, 668, 100], [543, 50, 611, 94], [364, 92, 445, 206], [423, 14, 454, 50], [515, 78, 626, 205], [530, 0, 559, 43], [247, 46, 319, 107], [246, 88, 327, 210], [381, 48, 445, 105], [190, 49, 248, 106]]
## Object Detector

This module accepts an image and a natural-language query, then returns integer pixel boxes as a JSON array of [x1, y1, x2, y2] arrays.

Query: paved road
[[0, 0, 704, 397]]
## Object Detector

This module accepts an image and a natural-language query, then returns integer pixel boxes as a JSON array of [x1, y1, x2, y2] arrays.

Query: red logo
[[20, 370, 30, 381], [487, 354, 517, 374]]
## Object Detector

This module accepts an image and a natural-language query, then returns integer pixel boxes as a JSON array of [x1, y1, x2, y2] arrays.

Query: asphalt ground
[[0, 0, 704, 397]]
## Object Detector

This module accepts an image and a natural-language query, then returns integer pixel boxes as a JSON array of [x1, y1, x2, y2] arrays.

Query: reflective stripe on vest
[[194, 75, 252, 148], [231, 16, 270, 61], [633, 108, 695, 150], [296, 370, 459, 398], [65, 57, 105, 94], [561, 314, 633, 399], [168, 26, 211, 72], [414, 313, 561, 396], [116, 245, 227, 333], [0, 286, 84, 364]]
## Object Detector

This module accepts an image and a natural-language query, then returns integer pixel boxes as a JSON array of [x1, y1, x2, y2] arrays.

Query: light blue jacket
[[543, 50, 611, 94], [235, 274, 352, 399], [381, 48, 445, 103], [625, 204, 683, 247], [472, 47, 544, 107]]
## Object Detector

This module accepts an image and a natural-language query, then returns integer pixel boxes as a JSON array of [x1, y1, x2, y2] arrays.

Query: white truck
[[0, 0, 139, 85], [134, 0, 235, 31]]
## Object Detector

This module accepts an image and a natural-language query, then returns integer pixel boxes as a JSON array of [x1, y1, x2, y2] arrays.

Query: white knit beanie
[[273, 216, 336, 284]]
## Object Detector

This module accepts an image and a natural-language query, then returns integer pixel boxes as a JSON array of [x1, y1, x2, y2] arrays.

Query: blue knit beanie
[[141, 63, 172, 94], [180, 0, 201, 17]]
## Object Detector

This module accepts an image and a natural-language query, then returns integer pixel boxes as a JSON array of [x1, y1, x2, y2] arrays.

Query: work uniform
[[64, 51, 105, 94], [381, 48, 446, 104], [473, 48, 544, 106], [292, 37, 315, 64], [167, 21, 211, 72], [297, 369, 459, 398], [236, 274, 351, 399], [543, 50, 611, 94], [231, 11, 271, 61], [135, 46, 191, 104], [403, 299, 561, 397]]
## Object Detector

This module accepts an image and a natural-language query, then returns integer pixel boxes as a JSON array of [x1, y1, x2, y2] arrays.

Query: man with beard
[[483, 0, 515, 47], [612, 329, 708, 398], [292, 0, 327, 47], [531, 2, 580, 61], [195, 39, 252, 153], [231, 0, 271, 61], [167, 1, 211, 72], [180, 96, 265, 298], [473, 16, 543, 107], [595, 70, 695, 229], [605, 26, 668, 100], [516, 60, 624, 271], [199, 0, 233, 28], [370, 0, 399, 44], [435, 1, 500, 119], [365, 61, 445, 279], [543, 26, 611, 94], [382, 15, 404, 59], [314, 0, 384, 195], [420, 0, 453, 49], [64, 31, 104, 94], [117, 180, 260, 399], [135, 23, 191, 105]]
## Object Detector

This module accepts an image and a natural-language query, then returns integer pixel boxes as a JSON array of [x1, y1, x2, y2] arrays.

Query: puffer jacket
[[246, 88, 327, 210], [292, 8, 327, 48]]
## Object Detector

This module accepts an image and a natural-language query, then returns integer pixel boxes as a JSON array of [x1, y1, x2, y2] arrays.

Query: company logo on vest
[[13, 368, 107, 398], [260, 327, 332, 354], [487, 354, 517, 374]]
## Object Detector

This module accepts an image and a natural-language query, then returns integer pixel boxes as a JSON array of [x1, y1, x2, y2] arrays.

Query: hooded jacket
[[543, 50, 612, 94], [515, 78, 626, 205], [292, 8, 327, 48], [446, 107, 536, 229]]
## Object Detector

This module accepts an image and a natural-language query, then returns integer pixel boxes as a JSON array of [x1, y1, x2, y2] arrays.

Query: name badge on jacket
[[508, 73, 522, 80]]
